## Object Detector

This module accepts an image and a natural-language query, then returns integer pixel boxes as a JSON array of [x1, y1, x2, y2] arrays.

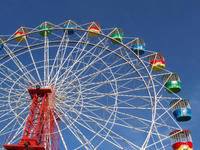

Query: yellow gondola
[[88, 22, 101, 37], [148, 53, 165, 71], [14, 27, 30, 42], [170, 130, 193, 150]]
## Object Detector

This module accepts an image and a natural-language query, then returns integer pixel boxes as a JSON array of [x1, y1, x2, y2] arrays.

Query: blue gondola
[[170, 99, 191, 122], [64, 20, 77, 35], [130, 38, 145, 55]]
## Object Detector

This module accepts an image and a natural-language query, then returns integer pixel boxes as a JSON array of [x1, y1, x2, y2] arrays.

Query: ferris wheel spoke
[[62, 104, 141, 149], [0, 65, 28, 88], [55, 88, 151, 102], [0, 86, 26, 92], [81, 92, 143, 110], [0, 101, 30, 135], [67, 97, 177, 134], [0, 100, 30, 118], [83, 109, 168, 140], [43, 35, 50, 86], [151, 124, 166, 149], [70, 122, 95, 150], [0, 107, 20, 121], [73, 118, 124, 149], [155, 98, 182, 129], [78, 64, 142, 86], [56, 103, 123, 149], [76, 84, 151, 98], [68, 53, 128, 79], [57, 99, 166, 149], [6, 115, 27, 144], [57, 66, 150, 96], [0, 92, 26, 104], [0, 116, 22, 136], [146, 134, 172, 149], [57, 88, 155, 123], [61, 58, 149, 105], [27, 36, 44, 43], [0, 128, 22, 139], [52, 113, 69, 150], [0, 98, 28, 108], [57, 70, 116, 98], [54, 43, 92, 88], [50, 31, 66, 39], [63, 103, 160, 111], [54, 39, 122, 91], [54, 47, 120, 90], [153, 77, 182, 99], [0, 96, 30, 111], [3, 44, 37, 84], [55, 105, 95, 149], [0, 89, 23, 98], [24, 36, 42, 84], [49, 33, 69, 82], [150, 133, 160, 150], [0, 106, 29, 129], [51, 31, 89, 85]]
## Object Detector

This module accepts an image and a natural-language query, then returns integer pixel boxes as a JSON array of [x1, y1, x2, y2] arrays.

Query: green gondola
[[163, 73, 181, 93], [110, 28, 124, 44], [40, 22, 53, 37]]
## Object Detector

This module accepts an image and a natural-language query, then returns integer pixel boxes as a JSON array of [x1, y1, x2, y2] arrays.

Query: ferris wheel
[[0, 20, 193, 150]]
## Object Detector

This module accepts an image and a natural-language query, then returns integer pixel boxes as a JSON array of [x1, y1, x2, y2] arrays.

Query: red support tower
[[3, 87, 58, 150]]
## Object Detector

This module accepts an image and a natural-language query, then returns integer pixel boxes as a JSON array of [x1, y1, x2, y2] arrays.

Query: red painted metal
[[3, 88, 58, 150], [52, 116, 61, 150]]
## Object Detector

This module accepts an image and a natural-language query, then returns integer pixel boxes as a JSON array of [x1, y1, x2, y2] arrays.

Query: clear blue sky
[[0, 0, 199, 149]]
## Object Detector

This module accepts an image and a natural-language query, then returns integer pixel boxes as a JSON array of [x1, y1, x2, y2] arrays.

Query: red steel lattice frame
[[3, 88, 59, 150]]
